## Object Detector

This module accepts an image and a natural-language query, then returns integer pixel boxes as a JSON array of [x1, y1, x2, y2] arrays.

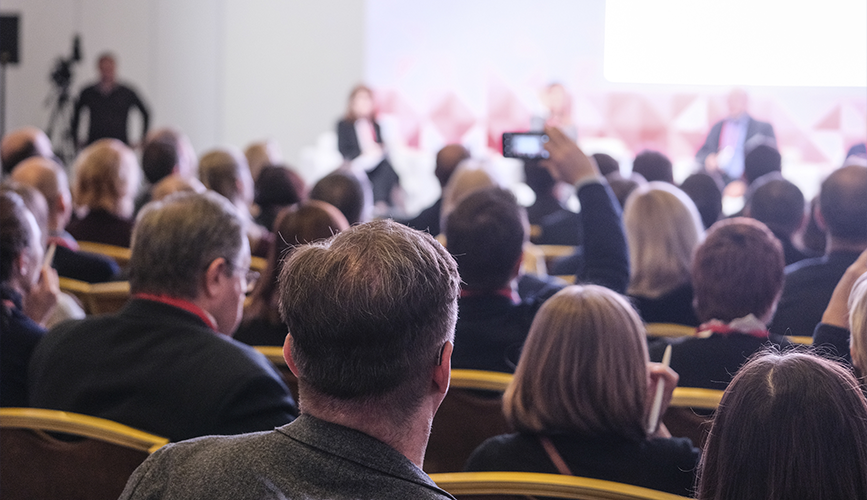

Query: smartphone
[[502, 132, 550, 159]]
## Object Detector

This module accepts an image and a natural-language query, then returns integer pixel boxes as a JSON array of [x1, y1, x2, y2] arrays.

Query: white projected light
[[604, 0, 867, 87]]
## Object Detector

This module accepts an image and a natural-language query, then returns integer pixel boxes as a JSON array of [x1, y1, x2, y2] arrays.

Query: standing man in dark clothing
[[71, 53, 149, 149]]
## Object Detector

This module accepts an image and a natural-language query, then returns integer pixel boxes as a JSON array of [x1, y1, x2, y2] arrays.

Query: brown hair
[[697, 351, 867, 500], [692, 218, 784, 323], [343, 84, 375, 122], [505, 285, 649, 440]]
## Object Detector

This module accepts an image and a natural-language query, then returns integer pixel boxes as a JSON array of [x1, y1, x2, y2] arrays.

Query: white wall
[[1, 0, 365, 168]]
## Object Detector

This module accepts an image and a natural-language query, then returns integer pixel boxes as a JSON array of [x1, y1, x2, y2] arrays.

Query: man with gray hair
[[119, 219, 461, 499], [28, 191, 297, 442]]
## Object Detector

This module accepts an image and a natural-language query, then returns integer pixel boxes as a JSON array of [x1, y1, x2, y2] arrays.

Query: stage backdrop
[[363, 0, 866, 200]]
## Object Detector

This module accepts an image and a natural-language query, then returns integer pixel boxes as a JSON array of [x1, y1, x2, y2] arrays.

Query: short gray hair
[[279, 219, 460, 414], [129, 191, 244, 299]]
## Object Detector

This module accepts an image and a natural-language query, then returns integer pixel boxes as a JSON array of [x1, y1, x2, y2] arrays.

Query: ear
[[14, 252, 28, 282], [202, 257, 228, 299], [283, 333, 300, 377], [432, 341, 452, 396]]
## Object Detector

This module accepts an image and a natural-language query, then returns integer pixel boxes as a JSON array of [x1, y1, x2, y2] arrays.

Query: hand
[[23, 266, 60, 328], [821, 249, 867, 329], [704, 152, 719, 172], [646, 362, 679, 437], [540, 126, 599, 186]]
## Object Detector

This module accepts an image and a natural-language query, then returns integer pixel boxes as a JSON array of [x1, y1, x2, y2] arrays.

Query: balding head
[[1, 127, 54, 174], [435, 145, 470, 188], [10, 157, 72, 231], [819, 165, 867, 245]]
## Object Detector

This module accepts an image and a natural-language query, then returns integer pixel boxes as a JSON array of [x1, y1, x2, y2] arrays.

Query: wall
[[1, 0, 365, 167]]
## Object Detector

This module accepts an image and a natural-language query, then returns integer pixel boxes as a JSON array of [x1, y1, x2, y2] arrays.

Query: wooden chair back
[[0, 408, 168, 500], [664, 387, 724, 449], [644, 323, 696, 338], [77, 241, 132, 267], [424, 369, 513, 474], [430, 471, 691, 500], [59, 277, 130, 315]]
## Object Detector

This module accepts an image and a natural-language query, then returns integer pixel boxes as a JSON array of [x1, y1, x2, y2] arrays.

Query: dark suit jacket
[[405, 198, 443, 236], [28, 298, 297, 442], [52, 244, 120, 283], [769, 250, 862, 338], [695, 115, 777, 168], [337, 118, 382, 160], [119, 414, 454, 500], [67, 209, 134, 248]]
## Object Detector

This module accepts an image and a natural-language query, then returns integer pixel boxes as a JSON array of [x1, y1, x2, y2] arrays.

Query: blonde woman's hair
[[504, 285, 649, 440], [72, 138, 140, 219], [624, 182, 705, 298], [849, 272, 867, 379]]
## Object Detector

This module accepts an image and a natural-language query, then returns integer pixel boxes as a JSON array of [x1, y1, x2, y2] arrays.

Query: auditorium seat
[[58, 277, 130, 315]]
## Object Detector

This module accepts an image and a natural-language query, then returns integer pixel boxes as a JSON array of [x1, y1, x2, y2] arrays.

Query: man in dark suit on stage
[[28, 191, 297, 442], [119, 219, 460, 499], [696, 89, 776, 184]]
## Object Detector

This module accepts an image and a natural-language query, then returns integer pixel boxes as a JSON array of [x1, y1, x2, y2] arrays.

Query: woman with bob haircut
[[624, 182, 705, 326], [697, 351, 867, 500], [67, 138, 140, 247], [465, 285, 700, 497]]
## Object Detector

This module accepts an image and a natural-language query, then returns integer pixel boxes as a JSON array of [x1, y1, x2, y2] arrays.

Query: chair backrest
[[254, 345, 299, 401], [250, 255, 268, 273], [425, 370, 514, 474], [430, 471, 691, 500], [787, 335, 813, 345], [0, 408, 168, 500], [59, 277, 130, 315], [77, 241, 132, 267], [645, 323, 696, 338], [534, 244, 578, 270], [664, 387, 724, 449]]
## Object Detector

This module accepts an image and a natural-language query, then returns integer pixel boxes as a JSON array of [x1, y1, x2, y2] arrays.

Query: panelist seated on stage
[[28, 191, 298, 442], [119, 220, 461, 500]]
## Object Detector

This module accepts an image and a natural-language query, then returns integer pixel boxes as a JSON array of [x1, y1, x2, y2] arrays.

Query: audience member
[[632, 150, 673, 184], [744, 172, 809, 265], [405, 144, 469, 236], [446, 127, 628, 372], [801, 195, 827, 255], [696, 351, 867, 500], [649, 218, 789, 389], [680, 172, 723, 229], [119, 220, 460, 499], [770, 165, 867, 337], [696, 88, 776, 185], [742, 143, 782, 186], [524, 159, 582, 246], [439, 159, 501, 231], [244, 139, 284, 183], [309, 170, 367, 225], [67, 138, 140, 247], [591, 152, 619, 177], [811, 249, 867, 366], [253, 165, 302, 231], [465, 285, 699, 497], [199, 147, 273, 258], [11, 157, 120, 282], [337, 84, 401, 211], [234, 200, 349, 347], [1, 191, 59, 407], [624, 182, 704, 326], [1, 126, 55, 174], [604, 171, 646, 209], [29, 191, 297, 442]]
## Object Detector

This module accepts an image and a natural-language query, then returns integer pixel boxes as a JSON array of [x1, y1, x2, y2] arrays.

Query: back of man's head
[[523, 160, 557, 197], [130, 191, 244, 300], [744, 144, 782, 185], [310, 171, 365, 225], [692, 218, 784, 323], [278, 219, 459, 417], [142, 140, 179, 185], [10, 157, 71, 226], [435, 144, 470, 188], [592, 153, 620, 177], [1, 127, 54, 175], [198, 148, 250, 205], [446, 187, 525, 292], [819, 165, 867, 244], [680, 173, 723, 230], [746, 173, 805, 237], [632, 150, 673, 184]]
